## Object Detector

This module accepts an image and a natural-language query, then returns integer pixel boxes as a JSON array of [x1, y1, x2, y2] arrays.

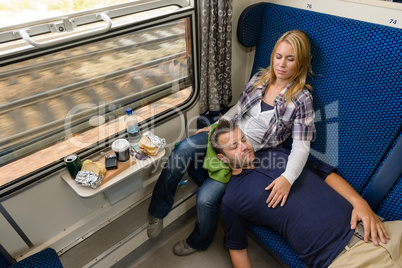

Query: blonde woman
[[206, 30, 316, 207], [148, 30, 316, 255], [200, 30, 315, 208]]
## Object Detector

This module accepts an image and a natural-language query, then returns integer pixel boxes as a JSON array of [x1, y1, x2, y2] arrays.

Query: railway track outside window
[[0, 0, 197, 194]]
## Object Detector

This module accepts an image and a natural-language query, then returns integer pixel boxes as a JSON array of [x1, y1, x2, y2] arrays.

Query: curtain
[[199, 0, 233, 115]]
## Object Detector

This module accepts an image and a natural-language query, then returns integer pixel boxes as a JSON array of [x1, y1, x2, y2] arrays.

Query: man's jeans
[[148, 132, 227, 250]]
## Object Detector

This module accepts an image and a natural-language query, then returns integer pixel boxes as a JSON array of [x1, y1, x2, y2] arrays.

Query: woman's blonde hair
[[253, 30, 313, 101]]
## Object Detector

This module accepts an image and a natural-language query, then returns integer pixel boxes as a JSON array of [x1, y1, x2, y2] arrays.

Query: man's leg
[[147, 132, 209, 237], [173, 178, 227, 255], [329, 221, 402, 267]]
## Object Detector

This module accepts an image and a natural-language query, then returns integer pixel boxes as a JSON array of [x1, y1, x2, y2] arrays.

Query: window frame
[[0, 0, 199, 199], [0, 0, 193, 61]]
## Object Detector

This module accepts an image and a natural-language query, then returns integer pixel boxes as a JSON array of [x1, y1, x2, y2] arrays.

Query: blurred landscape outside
[[0, 0, 133, 28]]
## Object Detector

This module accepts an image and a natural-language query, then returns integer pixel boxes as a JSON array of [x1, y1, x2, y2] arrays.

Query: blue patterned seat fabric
[[0, 248, 63, 268], [362, 132, 402, 220], [238, 3, 402, 268]]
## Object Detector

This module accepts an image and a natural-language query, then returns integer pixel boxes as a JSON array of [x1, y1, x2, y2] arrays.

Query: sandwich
[[81, 161, 107, 177], [138, 135, 158, 155], [75, 160, 106, 189]]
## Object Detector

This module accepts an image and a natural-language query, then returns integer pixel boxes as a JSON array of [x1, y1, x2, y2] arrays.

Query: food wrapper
[[75, 170, 103, 189], [141, 131, 166, 155]]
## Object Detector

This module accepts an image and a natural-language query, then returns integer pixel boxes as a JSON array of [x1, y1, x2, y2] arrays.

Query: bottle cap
[[126, 108, 133, 115]]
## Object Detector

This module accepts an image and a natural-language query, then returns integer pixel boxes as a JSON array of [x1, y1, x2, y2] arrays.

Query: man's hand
[[350, 200, 390, 246], [324, 172, 390, 246], [193, 126, 210, 136], [265, 176, 291, 208]]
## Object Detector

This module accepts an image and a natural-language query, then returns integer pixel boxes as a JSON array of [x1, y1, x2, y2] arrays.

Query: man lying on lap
[[210, 119, 401, 268]]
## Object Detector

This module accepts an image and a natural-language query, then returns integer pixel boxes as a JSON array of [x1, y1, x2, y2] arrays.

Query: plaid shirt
[[233, 71, 316, 150]]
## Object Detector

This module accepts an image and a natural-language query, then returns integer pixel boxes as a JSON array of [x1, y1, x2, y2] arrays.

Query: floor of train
[[60, 207, 286, 268], [58, 177, 286, 268], [113, 209, 286, 268]]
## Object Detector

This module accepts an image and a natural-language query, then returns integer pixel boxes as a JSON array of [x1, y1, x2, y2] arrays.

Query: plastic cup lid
[[112, 139, 130, 152]]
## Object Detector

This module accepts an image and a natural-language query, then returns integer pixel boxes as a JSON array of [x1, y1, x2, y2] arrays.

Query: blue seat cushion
[[11, 248, 63, 268]]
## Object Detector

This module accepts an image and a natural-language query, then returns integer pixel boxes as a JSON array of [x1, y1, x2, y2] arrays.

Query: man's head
[[210, 119, 255, 174]]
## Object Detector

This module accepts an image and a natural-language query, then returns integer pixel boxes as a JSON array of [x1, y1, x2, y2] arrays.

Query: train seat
[[237, 3, 402, 267], [0, 247, 63, 268]]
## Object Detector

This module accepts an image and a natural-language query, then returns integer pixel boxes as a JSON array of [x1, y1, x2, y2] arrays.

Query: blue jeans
[[186, 178, 227, 250], [148, 132, 227, 250]]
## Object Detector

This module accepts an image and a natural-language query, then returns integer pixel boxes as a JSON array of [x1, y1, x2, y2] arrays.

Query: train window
[[0, 0, 197, 192]]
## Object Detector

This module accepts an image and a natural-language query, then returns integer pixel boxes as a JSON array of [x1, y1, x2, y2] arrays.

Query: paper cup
[[112, 139, 130, 162]]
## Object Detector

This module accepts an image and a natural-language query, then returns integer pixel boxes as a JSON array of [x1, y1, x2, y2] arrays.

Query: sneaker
[[173, 240, 198, 256], [147, 216, 163, 238]]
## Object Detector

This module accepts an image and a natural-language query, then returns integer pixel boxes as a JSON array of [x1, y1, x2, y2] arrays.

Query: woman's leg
[[148, 132, 209, 219], [185, 178, 227, 251]]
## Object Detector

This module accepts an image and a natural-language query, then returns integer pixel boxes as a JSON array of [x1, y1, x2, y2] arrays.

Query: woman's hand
[[193, 126, 210, 136], [265, 176, 291, 208]]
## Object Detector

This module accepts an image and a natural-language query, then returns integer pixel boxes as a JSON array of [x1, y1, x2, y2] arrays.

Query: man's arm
[[229, 249, 251, 268], [324, 172, 390, 245], [221, 201, 251, 267]]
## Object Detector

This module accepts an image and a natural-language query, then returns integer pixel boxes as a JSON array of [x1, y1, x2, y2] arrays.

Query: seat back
[[238, 2, 402, 194], [238, 3, 402, 267]]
